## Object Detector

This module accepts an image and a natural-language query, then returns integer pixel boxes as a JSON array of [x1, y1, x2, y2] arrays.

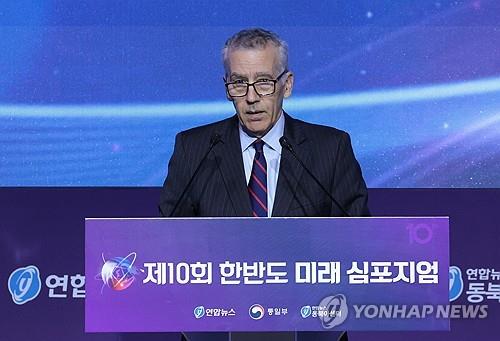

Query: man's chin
[[244, 124, 269, 138]]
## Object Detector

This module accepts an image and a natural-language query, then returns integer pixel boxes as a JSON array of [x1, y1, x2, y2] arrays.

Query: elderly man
[[160, 28, 369, 219], [160, 28, 368, 340]]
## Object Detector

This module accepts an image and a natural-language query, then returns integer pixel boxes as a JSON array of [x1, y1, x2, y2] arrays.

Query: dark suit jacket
[[159, 112, 369, 217], [159, 113, 365, 341]]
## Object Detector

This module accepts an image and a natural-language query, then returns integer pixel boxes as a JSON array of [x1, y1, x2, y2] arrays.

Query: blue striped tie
[[248, 139, 268, 217]]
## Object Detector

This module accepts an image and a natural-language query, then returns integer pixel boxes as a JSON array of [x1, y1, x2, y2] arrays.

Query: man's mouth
[[246, 110, 265, 115], [246, 111, 266, 122]]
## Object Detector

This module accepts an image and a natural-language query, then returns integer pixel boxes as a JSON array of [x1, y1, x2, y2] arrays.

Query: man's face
[[225, 44, 293, 137]]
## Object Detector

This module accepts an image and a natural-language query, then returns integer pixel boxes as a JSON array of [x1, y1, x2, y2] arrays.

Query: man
[[160, 28, 369, 218], [159, 28, 369, 340]]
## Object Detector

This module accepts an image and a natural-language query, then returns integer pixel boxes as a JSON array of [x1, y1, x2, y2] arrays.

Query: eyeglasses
[[224, 70, 288, 98]]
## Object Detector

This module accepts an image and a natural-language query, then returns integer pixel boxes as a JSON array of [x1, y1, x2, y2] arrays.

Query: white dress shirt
[[239, 112, 284, 217]]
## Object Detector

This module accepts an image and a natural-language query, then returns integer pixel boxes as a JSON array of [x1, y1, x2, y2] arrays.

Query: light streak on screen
[[1, 1, 499, 187]]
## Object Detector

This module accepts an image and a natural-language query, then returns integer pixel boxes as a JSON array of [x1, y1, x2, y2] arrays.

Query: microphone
[[168, 133, 222, 217], [279, 136, 350, 217]]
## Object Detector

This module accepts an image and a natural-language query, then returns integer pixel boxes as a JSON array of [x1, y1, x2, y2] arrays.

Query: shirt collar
[[239, 111, 285, 154]]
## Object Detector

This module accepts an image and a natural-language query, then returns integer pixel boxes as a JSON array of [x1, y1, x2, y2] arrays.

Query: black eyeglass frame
[[224, 69, 289, 98]]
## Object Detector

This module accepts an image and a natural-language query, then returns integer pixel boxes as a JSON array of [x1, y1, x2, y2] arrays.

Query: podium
[[85, 217, 449, 338]]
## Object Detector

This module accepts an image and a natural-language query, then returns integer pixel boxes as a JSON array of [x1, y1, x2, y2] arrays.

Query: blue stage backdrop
[[1, 1, 500, 187]]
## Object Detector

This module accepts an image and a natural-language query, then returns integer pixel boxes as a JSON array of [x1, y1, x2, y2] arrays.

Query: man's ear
[[284, 72, 294, 98]]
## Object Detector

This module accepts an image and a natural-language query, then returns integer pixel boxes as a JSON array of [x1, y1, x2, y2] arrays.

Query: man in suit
[[159, 28, 369, 340], [160, 28, 369, 218]]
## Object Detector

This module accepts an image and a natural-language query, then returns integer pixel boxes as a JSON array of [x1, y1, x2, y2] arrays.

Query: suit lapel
[[213, 116, 253, 216], [272, 113, 309, 216]]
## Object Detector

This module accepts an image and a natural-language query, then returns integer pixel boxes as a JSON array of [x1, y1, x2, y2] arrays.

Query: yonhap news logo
[[449, 266, 464, 302], [8, 265, 42, 305], [7, 265, 85, 304], [300, 305, 312, 318], [318, 294, 349, 329], [194, 306, 205, 319], [300, 294, 348, 329]]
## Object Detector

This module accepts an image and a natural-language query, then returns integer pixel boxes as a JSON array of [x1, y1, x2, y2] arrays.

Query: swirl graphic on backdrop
[[8, 265, 42, 305], [100, 252, 139, 291]]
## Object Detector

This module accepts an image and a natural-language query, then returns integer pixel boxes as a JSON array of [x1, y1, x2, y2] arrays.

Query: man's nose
[[246, 84, 260, 103]]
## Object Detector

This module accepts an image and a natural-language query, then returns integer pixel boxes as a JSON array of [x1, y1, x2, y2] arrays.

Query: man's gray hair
[[222, 28, 288, 76]]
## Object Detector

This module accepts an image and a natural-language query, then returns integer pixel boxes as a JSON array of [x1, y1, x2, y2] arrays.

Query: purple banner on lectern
[[85, 217, 449, 332]]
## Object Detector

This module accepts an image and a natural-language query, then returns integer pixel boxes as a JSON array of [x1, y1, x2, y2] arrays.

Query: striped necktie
[[248, 139, 268, 217]]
